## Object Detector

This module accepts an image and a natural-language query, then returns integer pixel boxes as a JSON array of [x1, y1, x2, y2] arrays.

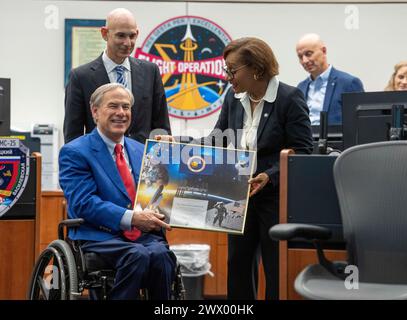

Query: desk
[[0, 220, 35, 299], [37, 191, 66, 256], [0, 153, 41, 299], [278, 150, 347, 299]]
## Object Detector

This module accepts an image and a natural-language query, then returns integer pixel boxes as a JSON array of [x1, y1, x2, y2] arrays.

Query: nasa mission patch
[[0, 139, 30, 218], [135, 16, 232, 119]]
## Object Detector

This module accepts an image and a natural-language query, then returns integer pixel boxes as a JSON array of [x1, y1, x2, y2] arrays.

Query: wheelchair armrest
[[269, 223, 332, 241], [58, 218, 85, 240]]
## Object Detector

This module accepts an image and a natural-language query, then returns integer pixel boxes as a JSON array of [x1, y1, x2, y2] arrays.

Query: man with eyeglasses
[[64, 8, 171, 144]]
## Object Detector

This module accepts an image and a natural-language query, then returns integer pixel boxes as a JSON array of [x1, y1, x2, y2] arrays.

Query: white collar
[[102, 50, 131, 74], [97, 127, 124, 155], [309, 64, 332, 82], [234, 76, 279, 103]]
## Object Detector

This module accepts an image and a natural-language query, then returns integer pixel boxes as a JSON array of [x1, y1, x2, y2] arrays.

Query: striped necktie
[[115, 65, 127, 88]]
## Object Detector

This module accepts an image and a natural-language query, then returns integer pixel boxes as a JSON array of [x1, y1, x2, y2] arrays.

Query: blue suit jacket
[[59, 129, 144, 241], [297, 67, 364, 125]]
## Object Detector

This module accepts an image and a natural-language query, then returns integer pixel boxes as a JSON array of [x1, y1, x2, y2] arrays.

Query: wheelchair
[[28, 218, 185, 300]]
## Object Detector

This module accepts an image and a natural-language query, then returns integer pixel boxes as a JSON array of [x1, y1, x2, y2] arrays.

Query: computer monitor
[[342, 91, 407, 149], [0, 78, 11, 136]]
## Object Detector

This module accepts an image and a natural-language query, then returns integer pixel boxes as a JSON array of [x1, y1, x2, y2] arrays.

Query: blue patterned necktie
[[115, 65, 127, 88]]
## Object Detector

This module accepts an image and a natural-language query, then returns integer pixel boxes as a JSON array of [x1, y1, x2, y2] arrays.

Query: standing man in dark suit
[[64, 8, 170, 144], [296, 33, 364, 126], [60, 83, 175, 299]]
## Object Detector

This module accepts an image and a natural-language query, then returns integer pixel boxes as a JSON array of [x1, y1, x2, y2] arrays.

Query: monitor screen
[[342, 91, 407, 149]]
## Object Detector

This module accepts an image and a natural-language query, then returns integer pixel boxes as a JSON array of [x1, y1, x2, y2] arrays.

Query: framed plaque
[[135, 140, 256, 234], [64, 19, 106, 86]]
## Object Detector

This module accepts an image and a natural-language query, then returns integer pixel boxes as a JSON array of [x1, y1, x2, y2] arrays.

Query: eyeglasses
[[223, 64, 248, 80]]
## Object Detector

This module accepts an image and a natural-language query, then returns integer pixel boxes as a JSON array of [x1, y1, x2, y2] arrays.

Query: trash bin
[[170, 244, 213, 300]]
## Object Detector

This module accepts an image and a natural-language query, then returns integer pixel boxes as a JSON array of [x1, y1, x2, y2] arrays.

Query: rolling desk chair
[[270, 141, 407, 299]]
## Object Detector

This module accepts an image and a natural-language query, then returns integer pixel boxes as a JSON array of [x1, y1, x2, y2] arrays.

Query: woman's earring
[[254, 74, 259, 81]]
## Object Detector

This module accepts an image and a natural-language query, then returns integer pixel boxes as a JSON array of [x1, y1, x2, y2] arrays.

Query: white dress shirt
[[97, 128, 134, 231], [307, 65, 332, 125], [102, 51, 132, 90], [235, 76, 279, 150]]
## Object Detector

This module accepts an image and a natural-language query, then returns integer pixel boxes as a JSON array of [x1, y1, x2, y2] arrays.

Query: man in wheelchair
[[57, 83, 175, 300]]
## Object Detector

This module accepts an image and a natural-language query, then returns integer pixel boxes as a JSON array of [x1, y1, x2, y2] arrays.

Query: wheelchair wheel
[[28, 240, 78, 300]]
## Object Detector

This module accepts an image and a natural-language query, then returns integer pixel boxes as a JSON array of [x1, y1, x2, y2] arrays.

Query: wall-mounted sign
[[0, 139, 30, 218], [64, 19, 106, 86], [135, 16, 232, 120]]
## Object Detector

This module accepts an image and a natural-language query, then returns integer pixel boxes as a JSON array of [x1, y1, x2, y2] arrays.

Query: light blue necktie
[[115, 65, 127, 88]]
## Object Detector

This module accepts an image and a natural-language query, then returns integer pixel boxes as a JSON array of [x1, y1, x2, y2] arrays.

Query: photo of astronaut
[[135, 140, 256, 234]]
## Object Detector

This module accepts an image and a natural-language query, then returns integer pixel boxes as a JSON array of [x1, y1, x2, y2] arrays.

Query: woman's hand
[[154, 135, 175, 142], [248, 172, 270, 197]]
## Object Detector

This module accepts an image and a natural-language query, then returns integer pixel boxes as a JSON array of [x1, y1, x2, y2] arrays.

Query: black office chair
[[28, 219, 185, 300], [270, 141, 407, 299]]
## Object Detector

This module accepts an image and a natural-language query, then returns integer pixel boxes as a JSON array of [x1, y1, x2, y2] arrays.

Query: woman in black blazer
[[218, 37, 313, 300], [158, 37, 313, 299]]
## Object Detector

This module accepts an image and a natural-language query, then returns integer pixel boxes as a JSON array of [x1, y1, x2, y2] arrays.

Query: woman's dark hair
[[223, 37, 279, 80]]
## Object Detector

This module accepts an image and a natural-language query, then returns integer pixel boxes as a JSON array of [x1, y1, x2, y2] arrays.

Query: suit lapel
[[128, 58, 144, 134], [257, 101, 274, 141], [303, 79, 312, 99], [130, 58, 144, 107], [235, 101, 244, 130], [90, 130, 130, 200], [323, 68, 337, 112], [90, 55, 110, 88]]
